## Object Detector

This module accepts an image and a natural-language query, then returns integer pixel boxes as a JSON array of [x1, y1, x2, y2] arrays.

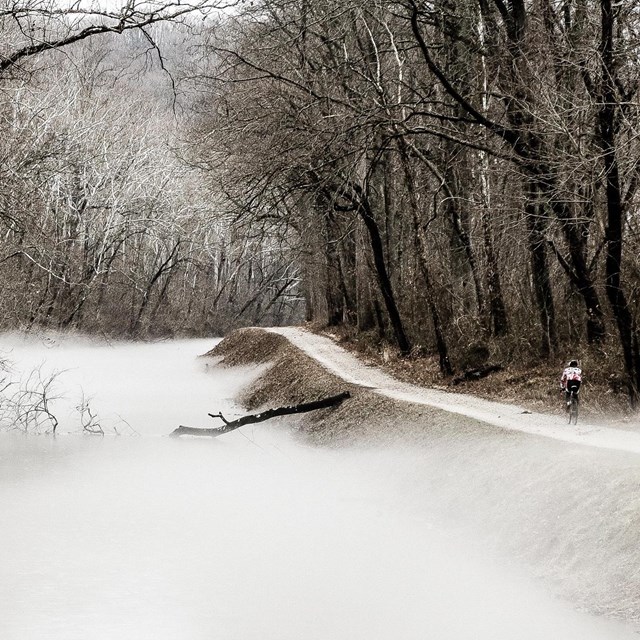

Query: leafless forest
[[2, 1, 640, 402]]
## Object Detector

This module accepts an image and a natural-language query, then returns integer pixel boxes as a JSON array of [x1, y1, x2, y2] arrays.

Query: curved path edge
[[268, 327, 640, 455]]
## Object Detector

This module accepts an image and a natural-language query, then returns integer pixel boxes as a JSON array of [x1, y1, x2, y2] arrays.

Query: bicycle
[[566, 388, 579, 425]]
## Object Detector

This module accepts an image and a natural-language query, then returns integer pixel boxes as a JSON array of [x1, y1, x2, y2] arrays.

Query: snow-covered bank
[[209, 327, 640, 627]]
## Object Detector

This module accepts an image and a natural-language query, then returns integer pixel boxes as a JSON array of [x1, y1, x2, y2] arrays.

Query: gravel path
[[269, 326, 640, 455]]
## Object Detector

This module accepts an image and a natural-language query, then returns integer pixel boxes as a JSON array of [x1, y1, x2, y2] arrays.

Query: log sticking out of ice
[[170, 391, 351, 438]]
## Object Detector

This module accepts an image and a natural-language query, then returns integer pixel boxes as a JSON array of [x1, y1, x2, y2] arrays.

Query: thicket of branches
[[0, 0, 303, 338], [186, 0, 640, 404], [3, 1, 640, 405]]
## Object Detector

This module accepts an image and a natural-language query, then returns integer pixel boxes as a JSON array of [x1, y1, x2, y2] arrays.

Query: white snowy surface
[[270, 327, 640, 455]]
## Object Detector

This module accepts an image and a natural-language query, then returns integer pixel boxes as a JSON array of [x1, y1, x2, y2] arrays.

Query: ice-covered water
[[0, 334, 637, 639]]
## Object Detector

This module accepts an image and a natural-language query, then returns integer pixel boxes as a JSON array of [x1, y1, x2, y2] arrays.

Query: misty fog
[[0, 335, 637, 639]]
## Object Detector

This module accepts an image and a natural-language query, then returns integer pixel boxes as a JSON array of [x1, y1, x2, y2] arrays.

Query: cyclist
[[560, 360, 582, 409]]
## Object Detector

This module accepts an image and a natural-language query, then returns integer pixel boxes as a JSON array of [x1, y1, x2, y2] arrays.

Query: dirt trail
[[269, 327, 640, 455]]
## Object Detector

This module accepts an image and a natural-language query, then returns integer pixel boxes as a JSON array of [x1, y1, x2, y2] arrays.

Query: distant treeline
[[0, 4, 303, 338]]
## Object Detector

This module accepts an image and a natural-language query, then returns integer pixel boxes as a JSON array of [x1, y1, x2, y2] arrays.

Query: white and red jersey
[[561, 366, 582, 388]]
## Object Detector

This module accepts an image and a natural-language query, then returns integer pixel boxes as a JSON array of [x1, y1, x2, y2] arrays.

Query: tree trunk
[[525, 177, 557, 357], [478, 146, 509, 337], [356, 192, 411, 354], [481, 204, 509, 337], [323, 210, 344, 326], [599, 0, 640, 405], [399, 144, 452, 374]]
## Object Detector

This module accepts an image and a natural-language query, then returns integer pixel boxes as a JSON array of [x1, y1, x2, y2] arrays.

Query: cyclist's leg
[[567, 381, 580, 402]]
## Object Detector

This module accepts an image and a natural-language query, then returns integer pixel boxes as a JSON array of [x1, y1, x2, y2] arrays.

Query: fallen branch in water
[[170, 391, 350, 438]]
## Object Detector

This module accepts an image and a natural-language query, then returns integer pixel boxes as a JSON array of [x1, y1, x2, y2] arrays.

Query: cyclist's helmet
[[569, 360, 578, 367]]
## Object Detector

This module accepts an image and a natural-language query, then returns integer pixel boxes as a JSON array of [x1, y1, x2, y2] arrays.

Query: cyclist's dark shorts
[[566, 380, 581, 394]]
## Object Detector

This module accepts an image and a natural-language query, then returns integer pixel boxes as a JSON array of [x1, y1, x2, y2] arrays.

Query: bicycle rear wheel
[[569, 395, 579, 425]]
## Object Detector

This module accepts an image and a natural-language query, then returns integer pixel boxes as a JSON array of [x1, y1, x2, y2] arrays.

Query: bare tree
[[0, 0, 235, 75]]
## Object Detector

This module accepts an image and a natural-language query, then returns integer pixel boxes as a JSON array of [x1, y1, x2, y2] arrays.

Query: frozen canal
[[0, 335, 637, 639]]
